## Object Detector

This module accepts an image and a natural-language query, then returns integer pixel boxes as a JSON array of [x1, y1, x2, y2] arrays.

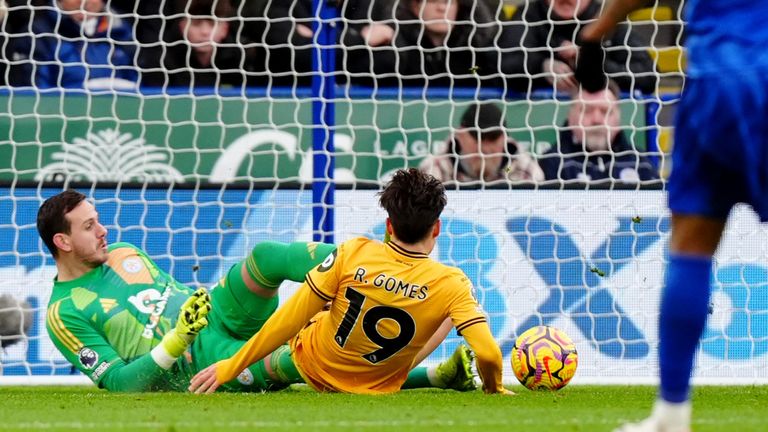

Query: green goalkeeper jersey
[[46, 242, 195, 391]]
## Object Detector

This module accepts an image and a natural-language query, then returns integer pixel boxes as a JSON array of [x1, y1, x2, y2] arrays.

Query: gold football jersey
[[291, 237, 487, 394]]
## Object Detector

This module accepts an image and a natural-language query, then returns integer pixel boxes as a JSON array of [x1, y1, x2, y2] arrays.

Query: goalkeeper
[[37, 190, 474, 392]]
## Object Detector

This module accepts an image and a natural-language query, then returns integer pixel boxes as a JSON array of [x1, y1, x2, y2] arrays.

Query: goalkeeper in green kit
[[37, 190, 475, 392]]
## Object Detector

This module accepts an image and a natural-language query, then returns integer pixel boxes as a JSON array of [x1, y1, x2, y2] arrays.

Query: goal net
[[1, 0, 766, 386]]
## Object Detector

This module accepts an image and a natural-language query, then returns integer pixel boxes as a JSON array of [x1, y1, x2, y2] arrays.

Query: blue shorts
[[669, 69, 768, 221]]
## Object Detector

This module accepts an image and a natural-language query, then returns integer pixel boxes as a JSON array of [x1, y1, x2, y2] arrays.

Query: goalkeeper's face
[[62, 201, 109, 267]]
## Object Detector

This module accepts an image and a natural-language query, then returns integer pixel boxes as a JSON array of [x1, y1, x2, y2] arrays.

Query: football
[[511, 325, 578, 390]]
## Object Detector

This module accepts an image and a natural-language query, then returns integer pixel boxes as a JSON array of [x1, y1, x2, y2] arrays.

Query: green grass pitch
[[1, 385, 766, 431]]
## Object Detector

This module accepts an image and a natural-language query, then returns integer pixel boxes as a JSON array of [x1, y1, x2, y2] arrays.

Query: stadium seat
[[502, 4, 517, 20], [649, 47, 686, 73], [627, 4, 685, 82], [628, 6, 674, 22]]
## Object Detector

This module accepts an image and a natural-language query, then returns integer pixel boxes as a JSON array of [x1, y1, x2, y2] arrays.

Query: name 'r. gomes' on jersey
[[352, 266, 429, 300]]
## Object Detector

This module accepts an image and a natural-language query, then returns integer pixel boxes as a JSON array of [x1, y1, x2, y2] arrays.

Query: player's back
[[292, 237, 484, 394], [685, 0, 768, 76]]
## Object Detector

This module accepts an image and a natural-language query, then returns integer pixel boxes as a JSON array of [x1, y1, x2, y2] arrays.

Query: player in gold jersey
[[190, 168, 510, 394]]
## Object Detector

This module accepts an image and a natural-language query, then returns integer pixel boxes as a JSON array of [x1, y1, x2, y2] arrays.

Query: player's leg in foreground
[[252, 340, 477, 392], [615, 80, 728, 432], [402, 344, 476, 391], [616, 70, 768, 432], [616, 216, 724, 432], [401, 317, 476, 391], [192, 241, 337, 391]]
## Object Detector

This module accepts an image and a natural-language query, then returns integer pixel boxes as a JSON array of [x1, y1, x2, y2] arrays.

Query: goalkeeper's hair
[[378, 168, 447, 244], [0, 294, 33, 349], [37, 189, 87, 259]]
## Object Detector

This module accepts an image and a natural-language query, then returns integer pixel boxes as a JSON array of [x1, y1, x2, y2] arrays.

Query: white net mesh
[[1, 0, 766, 386]]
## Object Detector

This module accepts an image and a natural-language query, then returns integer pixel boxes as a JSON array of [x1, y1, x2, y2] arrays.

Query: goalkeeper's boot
[[614, 400, 691, 432], [435, 344, 476, 391]]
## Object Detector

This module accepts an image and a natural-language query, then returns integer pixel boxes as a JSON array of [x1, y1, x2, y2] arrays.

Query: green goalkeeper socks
[[244, 241, 337, 289], [401, 367, 433, 389], [268, 345, 304, 384]]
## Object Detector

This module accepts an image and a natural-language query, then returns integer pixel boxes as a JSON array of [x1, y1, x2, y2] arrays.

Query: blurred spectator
[[141, 0, 264, 89], [338, 0, 399, 86], [27, 0, 138, 89], [1, 0, 40, 86], [262, 0, 396, 87], [419, 102, 543, 184], [109, 0, 169, 86], [0, 294, 33, 350], [538, 83, 659, 183], [503, 0, 657, 94], [0, 0, 7, 86], [391, 0, 502, 88], [262, 0, 326, 86]]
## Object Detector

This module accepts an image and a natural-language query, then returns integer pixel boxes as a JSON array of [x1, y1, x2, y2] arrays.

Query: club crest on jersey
[[237, 369, 254, 385], [128, 289, 163, 315], [121, 257, 144, 274], [78, 347, 99, 369], [317, 249, 337, 273]]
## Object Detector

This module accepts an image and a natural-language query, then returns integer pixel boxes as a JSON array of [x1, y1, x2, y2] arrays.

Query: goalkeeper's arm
[[102, 288, 211, 391], [101, 288, 211, 392], [49, 289, 211, 392]]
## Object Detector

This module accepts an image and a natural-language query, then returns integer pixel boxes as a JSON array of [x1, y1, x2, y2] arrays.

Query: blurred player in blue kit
[[578, 0, 768, 431]]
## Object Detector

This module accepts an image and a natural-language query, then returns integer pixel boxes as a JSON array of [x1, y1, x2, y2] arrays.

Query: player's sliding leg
[[190, 241, 336, 391], [241, 241, 337, 292], [616, 215, 725, 432], [262, 344, 304, 385], [257, 344, 478, 392], [254, 342, 479, 392], [213, 241, 336, 340], [401, 345, 476, 391], [254, 340, 478, 392]]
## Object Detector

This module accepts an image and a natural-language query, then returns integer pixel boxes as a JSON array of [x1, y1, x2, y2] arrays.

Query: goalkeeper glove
[[152, 288, 211, 368], [574, 34, 607, 93]]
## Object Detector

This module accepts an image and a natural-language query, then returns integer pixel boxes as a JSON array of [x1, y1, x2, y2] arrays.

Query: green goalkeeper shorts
[[191, 263, 284, 392]]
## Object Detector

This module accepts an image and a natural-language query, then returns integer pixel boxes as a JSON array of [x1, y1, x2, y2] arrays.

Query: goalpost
[[1, 0, 767, 386]]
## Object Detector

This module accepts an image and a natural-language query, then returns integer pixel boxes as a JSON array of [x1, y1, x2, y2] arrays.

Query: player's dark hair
[[37, 190, 87, 259], [460, 102, 506, 142], [378, 168, 447, 244]]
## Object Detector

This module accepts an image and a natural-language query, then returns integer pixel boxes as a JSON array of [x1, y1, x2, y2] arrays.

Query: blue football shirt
[[685, 0, 768, 76]]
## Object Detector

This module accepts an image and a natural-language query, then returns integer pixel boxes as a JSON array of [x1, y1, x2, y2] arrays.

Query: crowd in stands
[[420, 87, 660, 186], [0, 0, 663, 184], [0, 0, 659, 93]]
